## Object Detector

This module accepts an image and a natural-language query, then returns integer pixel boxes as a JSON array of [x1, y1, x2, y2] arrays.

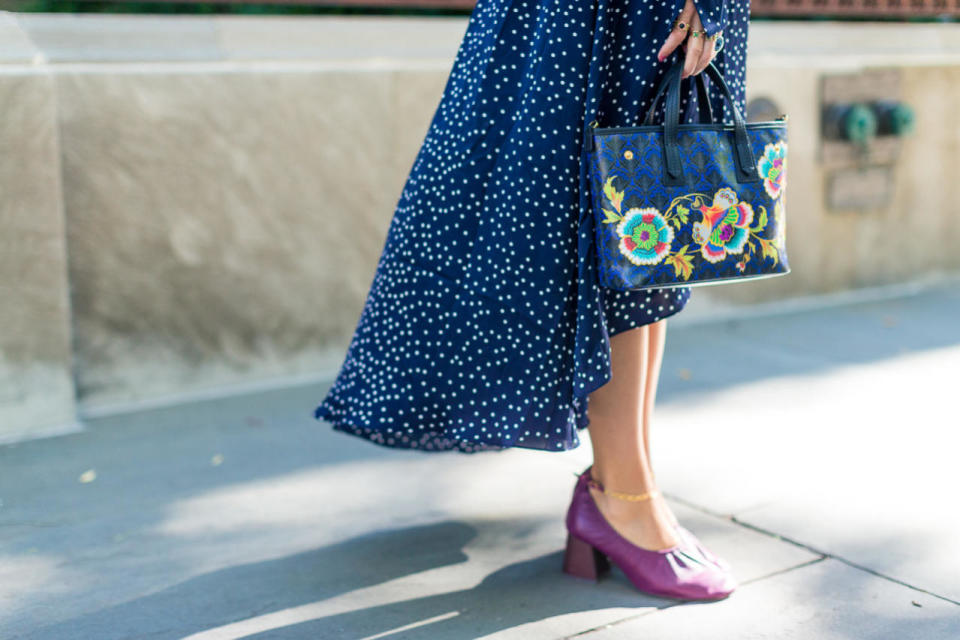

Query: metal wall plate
[[820, 68, 902, 169], [819, 68, 905, 210], [827, 165, 894, 212]]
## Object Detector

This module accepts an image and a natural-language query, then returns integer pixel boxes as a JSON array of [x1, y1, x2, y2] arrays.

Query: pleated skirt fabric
[[314, 0, 750, 452]]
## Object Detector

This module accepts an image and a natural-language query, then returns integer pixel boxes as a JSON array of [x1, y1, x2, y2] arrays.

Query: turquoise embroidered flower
[[758, 141, 787, 199], [616, 207, 674, 266], [691, 187, 754, 263]]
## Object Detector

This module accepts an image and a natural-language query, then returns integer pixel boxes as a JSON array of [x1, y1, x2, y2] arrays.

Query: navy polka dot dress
[[314, 0, 748, 452]]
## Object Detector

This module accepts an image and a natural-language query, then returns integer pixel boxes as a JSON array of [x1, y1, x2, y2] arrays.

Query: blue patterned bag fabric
[[587, 59, 790, 290]]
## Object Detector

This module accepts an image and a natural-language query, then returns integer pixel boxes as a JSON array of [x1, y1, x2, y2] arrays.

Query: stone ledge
[[2, 13, 959, 66]]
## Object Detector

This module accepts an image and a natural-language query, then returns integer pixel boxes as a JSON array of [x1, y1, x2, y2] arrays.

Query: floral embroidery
[[599, 177, 675, 266], [616, 207, 674, 266], [596, 173, 785, 280], [663, 192, 708, 230], [592, 133, 789, 287], [691, 187, 754, 263], [773, 197, 786, 248], [758, 141, 787, 199], [739, 195, 785, 267], [603, 176, 624, 209], [665, 245, 695, 279]]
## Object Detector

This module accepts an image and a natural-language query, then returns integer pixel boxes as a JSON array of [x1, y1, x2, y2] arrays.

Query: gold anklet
[[587, 475, 660, 502]]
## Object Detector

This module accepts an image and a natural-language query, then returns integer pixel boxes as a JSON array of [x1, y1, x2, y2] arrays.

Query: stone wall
[[1, 13, 958, 441]]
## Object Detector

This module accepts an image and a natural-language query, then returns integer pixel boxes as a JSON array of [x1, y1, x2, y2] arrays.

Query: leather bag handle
[[689, 74, 715, 124], [642, 57, 760, 185], [642, 66, 713, 127], [702, 61, 760, 184]]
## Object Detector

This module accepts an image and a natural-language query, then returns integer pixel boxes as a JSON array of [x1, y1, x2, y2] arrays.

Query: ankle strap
[[587, 474, 660, 502]]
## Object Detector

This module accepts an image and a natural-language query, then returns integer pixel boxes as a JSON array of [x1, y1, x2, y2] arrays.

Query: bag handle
[[642, 57, 760, 185], [642, 67, 713, 127], [690, 74, 715, 124], [582, 61, 713, 152], [701, 62, 760, 184]]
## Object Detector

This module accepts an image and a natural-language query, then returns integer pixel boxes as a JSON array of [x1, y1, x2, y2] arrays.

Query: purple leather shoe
[[562, 467, 737, 601]]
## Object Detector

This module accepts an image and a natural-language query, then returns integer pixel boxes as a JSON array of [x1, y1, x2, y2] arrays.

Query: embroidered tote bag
[[585, 58, 789, 290]]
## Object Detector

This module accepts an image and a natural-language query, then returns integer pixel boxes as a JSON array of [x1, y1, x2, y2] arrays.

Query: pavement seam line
[[560, 556, 829, 640], [559, 599, 676, 639], [660, 491, 960, 606], [729, 517, 960, 607], [737, 554, 828, 586]]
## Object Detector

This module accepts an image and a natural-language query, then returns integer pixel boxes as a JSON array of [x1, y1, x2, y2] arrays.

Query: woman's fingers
[[682, 13, 704, 78], [693, 33, 716, 76], [657, 1, 695, 62]]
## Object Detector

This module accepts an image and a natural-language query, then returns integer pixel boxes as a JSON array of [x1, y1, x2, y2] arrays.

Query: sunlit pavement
[[2, 282, 959, 639]]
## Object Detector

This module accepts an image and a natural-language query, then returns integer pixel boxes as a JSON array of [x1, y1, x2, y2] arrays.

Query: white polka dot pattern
[[314, 0, 748, 453], [693, 0, 730, 38]]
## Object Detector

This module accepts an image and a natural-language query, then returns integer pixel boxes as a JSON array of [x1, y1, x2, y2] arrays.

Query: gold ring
[[672, 19, 688, 31], [690, 30, 707, 38]]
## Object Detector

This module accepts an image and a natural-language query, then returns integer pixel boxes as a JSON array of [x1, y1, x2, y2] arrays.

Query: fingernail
[[658, 54, 664, 62]]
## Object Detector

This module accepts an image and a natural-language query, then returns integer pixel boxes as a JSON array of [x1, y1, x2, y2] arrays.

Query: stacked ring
[[713, 33, 725, 52]]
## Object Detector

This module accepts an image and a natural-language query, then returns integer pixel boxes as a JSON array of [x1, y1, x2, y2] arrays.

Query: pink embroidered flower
[[758, 141, 787, 199], [616, 207, 674, 266], [691, 187, 754, 263]]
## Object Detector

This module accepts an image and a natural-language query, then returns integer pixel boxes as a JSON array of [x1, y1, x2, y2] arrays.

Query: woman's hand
[[656, 0, 717, 79]]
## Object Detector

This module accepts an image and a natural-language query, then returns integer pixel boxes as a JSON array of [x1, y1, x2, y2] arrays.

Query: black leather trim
[[592, 122, 785, 136]]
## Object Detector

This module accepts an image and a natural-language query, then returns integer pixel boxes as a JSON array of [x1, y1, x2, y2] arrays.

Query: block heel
[[562, 465, 737, 601], [562, 531, 610, 581]]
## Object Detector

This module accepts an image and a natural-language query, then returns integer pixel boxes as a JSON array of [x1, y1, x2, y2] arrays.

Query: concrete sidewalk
[[2, 282, 959, 639]]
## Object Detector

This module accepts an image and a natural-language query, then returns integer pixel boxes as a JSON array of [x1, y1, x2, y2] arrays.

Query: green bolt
[[873, 101, 915, 136], [843, 103, 877, 145]]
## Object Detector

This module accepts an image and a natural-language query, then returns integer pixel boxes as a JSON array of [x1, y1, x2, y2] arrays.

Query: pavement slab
[[576, 557, 956, 640], [2, 281, 959, 638], [652, 283, 960, 604], [0, 409, 814, 639]]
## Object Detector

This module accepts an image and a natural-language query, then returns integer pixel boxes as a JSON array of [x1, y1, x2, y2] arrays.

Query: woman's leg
[[641, 317, 666, 460], [586, 319, 680, 550], [642, 317, 679, 529]]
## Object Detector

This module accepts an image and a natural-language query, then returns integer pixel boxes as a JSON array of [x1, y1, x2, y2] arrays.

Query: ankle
[[586, 484, 682, 550], [588, 467, 658, 501], [588, 483, 658, 520]]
